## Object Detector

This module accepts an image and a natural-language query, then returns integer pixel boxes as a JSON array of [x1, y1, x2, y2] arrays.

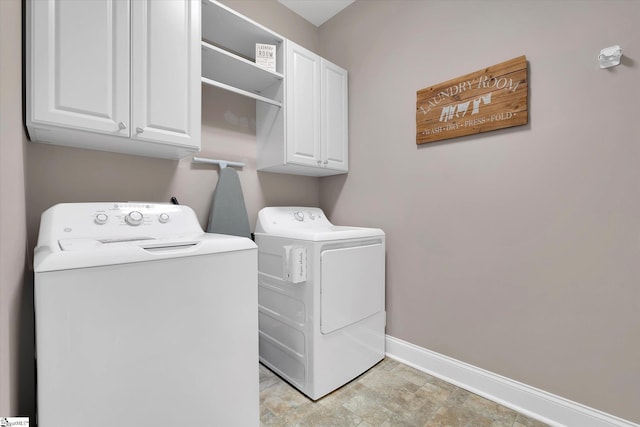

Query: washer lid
[[34, 232, 256, 272], [255, 207, 384, 241]]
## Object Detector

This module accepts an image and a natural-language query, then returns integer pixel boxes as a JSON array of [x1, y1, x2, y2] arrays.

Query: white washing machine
[[254, 207, 386, 400], [34, 202, 259, 427]]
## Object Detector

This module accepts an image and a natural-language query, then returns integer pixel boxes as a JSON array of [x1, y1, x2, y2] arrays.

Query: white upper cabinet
[[26, 0, 201, 160], [321, 59, 349, 172], [286, 42, 322, 168], [28, 0, 130, 135], [131, 0, 201, 148], [257, 40, 348, 176]]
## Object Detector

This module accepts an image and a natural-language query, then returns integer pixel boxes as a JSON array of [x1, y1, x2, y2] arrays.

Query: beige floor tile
[[318, 382, 369, 409], [284, 403, 362, 427], [261, 381, 311, 417], [415, 381, 456, 405], [463, 393, 519, 426], [514, 413, 552, 427], [259, 359, 550, 427], [446, 387, 472, 406], [389, 363, 432, 387], [377, 358, 400, 371], [426, 404, 495, 427]]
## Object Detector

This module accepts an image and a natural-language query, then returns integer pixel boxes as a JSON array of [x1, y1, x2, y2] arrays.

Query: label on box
[[256, 43, 276, 72]]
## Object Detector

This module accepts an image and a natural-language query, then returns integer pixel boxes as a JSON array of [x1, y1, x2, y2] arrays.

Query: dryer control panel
[[255, 206, 384, 241], [256, 207, 331, 233]]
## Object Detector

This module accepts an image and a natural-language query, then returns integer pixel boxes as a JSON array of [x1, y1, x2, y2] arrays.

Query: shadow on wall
[[18, 250, 35, 421], [619, 54, 636, 69], [202, 84, 256, 136], [257, 171, 322, 207], [318, 173, 348, 217]]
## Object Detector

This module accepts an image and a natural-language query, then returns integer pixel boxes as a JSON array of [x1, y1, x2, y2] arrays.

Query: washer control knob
[[308, 212, 316, 220], [158, 213, 170, 223], [125, 210, 144, 226], [94, 213, 109, 225], [293, 211, 305, 222]]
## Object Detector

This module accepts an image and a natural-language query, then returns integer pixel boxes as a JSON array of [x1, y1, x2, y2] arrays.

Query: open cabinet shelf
[[201, 41, 282, 106], [201, 0, 284, 105]]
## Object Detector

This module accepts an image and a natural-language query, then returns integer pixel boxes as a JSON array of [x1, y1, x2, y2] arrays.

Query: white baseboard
[[385, 335, 638, 427]]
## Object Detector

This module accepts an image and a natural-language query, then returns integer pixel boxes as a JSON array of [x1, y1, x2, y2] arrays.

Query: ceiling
[[277, 0, 355, 27]]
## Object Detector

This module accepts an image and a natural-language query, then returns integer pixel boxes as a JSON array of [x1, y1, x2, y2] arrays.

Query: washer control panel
[[42, 202, 204, 241], [90, 204, 178, 228]]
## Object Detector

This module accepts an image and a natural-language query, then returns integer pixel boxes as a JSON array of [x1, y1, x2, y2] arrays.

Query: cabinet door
[[285, 41, 321, 167], [321, 60, 349, 171], [29, 0, 129, 135], [131, 0, 201, 149]]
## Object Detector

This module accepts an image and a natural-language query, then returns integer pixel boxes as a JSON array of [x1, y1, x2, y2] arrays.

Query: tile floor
[[259, 358, 550, 427]]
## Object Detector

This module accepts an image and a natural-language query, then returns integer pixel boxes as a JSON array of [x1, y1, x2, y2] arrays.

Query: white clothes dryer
[[34, 202, 258, 427], [254, 207, 386, 400]]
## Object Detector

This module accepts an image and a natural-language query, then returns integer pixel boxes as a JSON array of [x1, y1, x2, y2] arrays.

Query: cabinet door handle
[[136, 127, 144, 134], [323, 160, 329, 165], [317, 160, 322, 165], [118, 122, 127, 130]]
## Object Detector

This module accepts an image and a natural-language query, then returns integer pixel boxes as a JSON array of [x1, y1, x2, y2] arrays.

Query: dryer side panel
[[320, 243, 385, 334]]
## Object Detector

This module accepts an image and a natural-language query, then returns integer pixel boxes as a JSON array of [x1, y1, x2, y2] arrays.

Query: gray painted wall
[[0, 0, 29, 416], [319, 0, 640, 422]]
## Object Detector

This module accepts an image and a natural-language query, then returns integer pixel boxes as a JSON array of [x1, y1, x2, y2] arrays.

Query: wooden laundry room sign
[[416, 55, 528, 144]]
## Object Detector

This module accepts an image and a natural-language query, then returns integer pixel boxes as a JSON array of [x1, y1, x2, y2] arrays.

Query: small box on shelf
[[256, 43, 276, 72]]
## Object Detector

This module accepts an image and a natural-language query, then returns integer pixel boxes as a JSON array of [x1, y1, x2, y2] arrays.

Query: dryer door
[[320, 243, 384, 334]]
